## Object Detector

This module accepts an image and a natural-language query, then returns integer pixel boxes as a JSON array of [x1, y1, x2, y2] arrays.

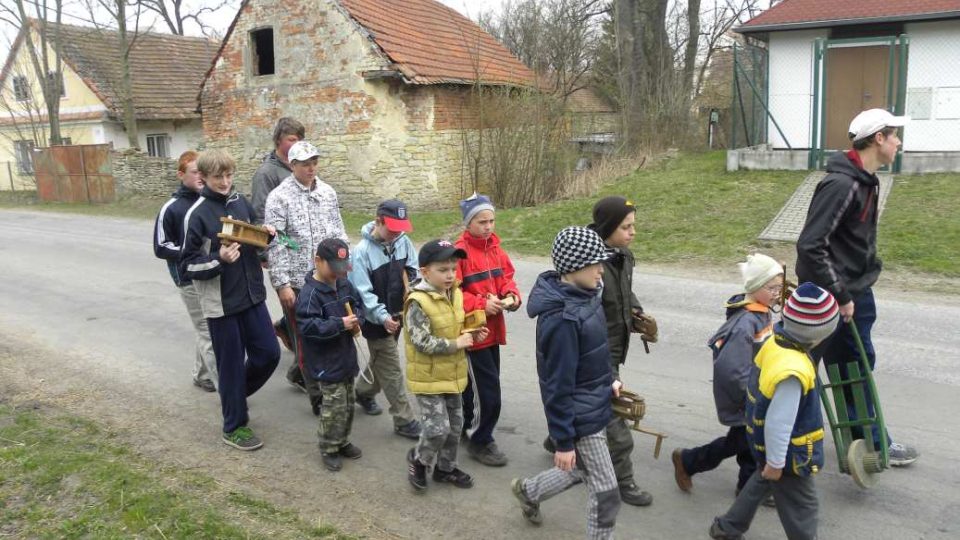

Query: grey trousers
[[714, 469, 818, 540], [178, 283, 218, 388], [521, 431, 621, 540], [355, 336, 415, 427]]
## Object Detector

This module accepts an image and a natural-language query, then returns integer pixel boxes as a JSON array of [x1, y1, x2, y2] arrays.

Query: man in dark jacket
[[250, 117, 305, 224], [796, 108, 918, 466], [180, 149, 281, 451]]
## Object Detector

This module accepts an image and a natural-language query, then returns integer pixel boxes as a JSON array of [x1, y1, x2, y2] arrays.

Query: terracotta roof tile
[[339, 0, 535, 86], [50, 21, 217, 119], [741, 0, 960, 30]]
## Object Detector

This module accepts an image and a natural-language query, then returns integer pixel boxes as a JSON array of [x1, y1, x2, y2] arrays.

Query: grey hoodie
[[708, 294, 773, 426]]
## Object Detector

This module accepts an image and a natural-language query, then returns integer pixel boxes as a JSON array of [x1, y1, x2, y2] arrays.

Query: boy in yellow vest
[[403, 240, 489, 491]]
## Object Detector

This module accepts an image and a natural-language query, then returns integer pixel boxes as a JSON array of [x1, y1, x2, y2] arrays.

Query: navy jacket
[[296, 273, 363, 383], [179, 186, 270, 318], [527, 271, 613, 451], [152, 185, 199, 286], [797, 152, 881, 304], [708, 294, 773, 426]]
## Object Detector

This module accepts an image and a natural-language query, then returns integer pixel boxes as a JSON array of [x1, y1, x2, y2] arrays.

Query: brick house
[[200, 0, 536, 209]]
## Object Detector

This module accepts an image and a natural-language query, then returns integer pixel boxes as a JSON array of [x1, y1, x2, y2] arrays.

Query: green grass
[[880, 172, 960, 276], [0, 404, 352, 539]]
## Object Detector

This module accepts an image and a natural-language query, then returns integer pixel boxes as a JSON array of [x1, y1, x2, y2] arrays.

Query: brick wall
[[200, 0, 477, 210]]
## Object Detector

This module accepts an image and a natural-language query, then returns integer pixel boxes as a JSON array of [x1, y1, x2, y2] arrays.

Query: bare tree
[[0, 0, 66, 145], [137, 0, 236, 36]]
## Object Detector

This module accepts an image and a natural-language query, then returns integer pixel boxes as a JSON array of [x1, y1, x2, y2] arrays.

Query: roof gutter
[[735, 10, 960, 34]]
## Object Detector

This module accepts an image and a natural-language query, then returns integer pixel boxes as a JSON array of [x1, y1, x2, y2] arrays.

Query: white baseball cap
[[848, 109, 909, 142], [287, 141, 320, 162]]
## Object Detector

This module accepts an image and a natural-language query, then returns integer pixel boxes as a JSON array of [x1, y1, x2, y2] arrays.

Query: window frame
[[12, 75, 30, 101], [14, 140, 35, 174], [146, 133, 171, 158]]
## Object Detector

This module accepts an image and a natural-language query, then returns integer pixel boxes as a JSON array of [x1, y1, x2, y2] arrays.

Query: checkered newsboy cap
[[551, 226, 612, 275]]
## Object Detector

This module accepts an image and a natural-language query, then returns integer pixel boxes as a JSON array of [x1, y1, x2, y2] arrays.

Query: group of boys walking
[[152, 109, 917, 539]]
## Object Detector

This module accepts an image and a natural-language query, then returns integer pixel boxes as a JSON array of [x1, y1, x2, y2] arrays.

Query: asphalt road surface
[[1, 209, 958, 539]]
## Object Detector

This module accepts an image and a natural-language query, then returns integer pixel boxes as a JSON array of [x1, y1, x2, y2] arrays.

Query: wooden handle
[[344, 302, 361, 337]]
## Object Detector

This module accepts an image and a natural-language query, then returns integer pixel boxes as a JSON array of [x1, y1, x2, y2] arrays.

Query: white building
[[731, 0, 960, 173]]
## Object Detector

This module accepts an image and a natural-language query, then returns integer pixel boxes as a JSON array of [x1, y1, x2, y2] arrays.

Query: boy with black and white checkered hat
[[512, 226, 622, 539]]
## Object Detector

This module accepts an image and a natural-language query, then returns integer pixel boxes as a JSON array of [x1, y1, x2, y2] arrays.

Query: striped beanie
[[782, 282, 840, 346]]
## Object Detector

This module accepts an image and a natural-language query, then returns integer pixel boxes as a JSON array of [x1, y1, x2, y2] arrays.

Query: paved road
[[2, 209, 958, 539]]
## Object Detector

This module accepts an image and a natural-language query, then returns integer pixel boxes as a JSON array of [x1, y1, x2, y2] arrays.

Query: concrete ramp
[[759, 171, 894, 242]]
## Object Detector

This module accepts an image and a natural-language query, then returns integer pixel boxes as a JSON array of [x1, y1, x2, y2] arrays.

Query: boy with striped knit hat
[[710, 282, 840, 540]]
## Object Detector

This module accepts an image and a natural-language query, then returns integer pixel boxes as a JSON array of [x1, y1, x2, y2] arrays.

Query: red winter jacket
[[455, 231, 522, 350]]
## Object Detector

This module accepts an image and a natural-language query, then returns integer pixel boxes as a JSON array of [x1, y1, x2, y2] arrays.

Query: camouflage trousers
[[318, 380, 355, 453], [414, 393, 463, 471]]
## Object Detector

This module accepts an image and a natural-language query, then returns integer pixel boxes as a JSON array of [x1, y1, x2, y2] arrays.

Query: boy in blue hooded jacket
[[512, 226, 622, 540]]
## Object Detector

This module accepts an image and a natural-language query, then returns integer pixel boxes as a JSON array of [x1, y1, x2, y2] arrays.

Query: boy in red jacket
[[455, 193, 522, 466]]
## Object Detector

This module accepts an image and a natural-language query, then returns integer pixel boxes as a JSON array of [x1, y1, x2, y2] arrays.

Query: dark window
[[58, 137, 72, 145], [146, 134, 170, 158], [46, 70, 66, 97], [13, 75, 30, 101], [251, 28, 275, 76], [15, 140, 35, 174]]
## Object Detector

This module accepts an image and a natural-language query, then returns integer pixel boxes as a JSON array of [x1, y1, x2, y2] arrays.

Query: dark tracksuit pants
[[714, 470, 818, 540], [462, 345, 501, 446], [607, 361, 636, 487], [681, 426, 757, 492], [280, 288, 322, 410], [208, 302, 281, 433], [813, 288, 889, 448]]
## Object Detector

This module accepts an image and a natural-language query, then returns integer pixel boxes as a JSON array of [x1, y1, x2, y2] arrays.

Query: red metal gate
[[35, 144, 114, 203]]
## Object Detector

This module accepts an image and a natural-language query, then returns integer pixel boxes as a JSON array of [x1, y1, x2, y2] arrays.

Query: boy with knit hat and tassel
[[672, 253, 782, 496], [455, 193, 522, 466], [709, 282, 840, 540]]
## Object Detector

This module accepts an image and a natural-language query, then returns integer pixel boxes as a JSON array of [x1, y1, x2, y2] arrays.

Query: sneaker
[[394, 420, 422, 440], [671, 448, 693, 492], [510, 478, 543, 525], [193, 378, 216, 393], [467, 441, 508, 467], [619, 482, 653, 506], [338, 443, 362, 460], [542, 436, 555, 454], [222, 426, 263, 451], [709, 519, 743, 540], [432, 467, 474, 488], [322, 451, 342, 472], [274, 320, 293, 351], [407, 448, 427, 491], [356, 395, 383, 416], [888, 442, 919, 467], [287, 374, 307, 394]]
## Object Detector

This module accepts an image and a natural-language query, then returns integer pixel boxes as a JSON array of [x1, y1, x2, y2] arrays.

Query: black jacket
[[153, 184, 199, 286], [296, 273, 363, 383], [597, 245, 643, 366], [527, 271, 613, 452], [179, 187, 269, 318], [796, 152, 881, 305], [250, 151, 292, 224]]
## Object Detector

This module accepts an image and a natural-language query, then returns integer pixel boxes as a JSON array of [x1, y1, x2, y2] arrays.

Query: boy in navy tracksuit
[[512, 226, 621, 539], [153, 150, 218, 392], [348, 199, 421, 439], [673, 253, 783, 495], [297, 238, 365, 472], [179, 149, 281, 451]]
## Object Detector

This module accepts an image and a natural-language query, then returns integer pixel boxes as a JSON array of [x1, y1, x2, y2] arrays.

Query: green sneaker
[[222, 426, 263, 451]]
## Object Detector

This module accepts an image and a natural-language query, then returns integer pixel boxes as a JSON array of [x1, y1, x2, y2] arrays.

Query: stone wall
[[112, 148, 180, 198], [200, 0, 476, 210]]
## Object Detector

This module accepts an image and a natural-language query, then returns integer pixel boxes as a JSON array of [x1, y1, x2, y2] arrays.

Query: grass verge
[[0, 403, 351, 539], [2, 152, 956, 277]]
